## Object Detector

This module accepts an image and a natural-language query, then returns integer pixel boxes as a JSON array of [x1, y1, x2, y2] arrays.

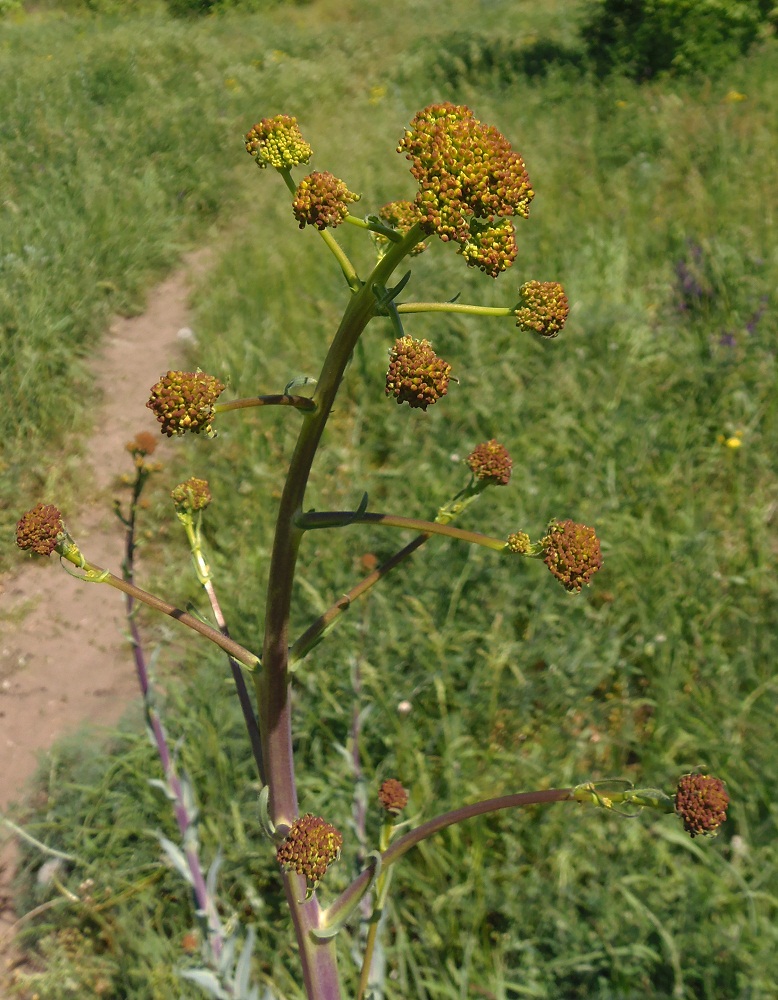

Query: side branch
[[325, 788, 573, 927], [296, 510, 507, 553], [216, 394, 317, 414], [72, 561, 260, 669], [395, 302, 515, 319]]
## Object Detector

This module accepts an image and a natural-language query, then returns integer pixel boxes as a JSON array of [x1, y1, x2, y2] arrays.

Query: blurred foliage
[[580, 0, 777, 80]]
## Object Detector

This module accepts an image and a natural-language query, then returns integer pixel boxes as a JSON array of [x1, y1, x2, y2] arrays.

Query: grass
[[5, 0, 778, 998]]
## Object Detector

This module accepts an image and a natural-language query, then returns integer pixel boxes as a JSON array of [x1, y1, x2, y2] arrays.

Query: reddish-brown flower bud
[[292, 171, 360, 231], [147, 370, 225, 438], [276, 814, 343, 889], [675, 774, 729, 838], [15, 503, 66, 556], [244, 114, 312, 171], [543, 520, 602, 591], [505, 531, 531, 554], [378, 778, 409, 816], [515, 281, 569, 338], [385, 336, 452, 410], [467, 440, 513, 486], [171, 477, 212, 513]]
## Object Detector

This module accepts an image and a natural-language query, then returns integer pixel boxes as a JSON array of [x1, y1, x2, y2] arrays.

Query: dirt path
[[0, 248, 212, 979]]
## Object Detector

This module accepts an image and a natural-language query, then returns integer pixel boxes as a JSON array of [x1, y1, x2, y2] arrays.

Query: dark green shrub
[[581, 0, 776, 79]]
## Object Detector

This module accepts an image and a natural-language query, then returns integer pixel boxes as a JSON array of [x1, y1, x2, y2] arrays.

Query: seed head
[[378, 778, 409, 816], [467, 440, 513, 486], [385, 336, 452, 410], [245, 114, 312, 170], [16, 503, 66, 556], [675, 774, 729, 838], [147, 370, 225, 438], [292, 171, 360, 230], [505, 531, 531, 555], [543, 520, 602, 592], [171, 477, 212, 513], [397, 103, 533, 274], [514, 281, 569, 338], [276, 814, 343, 889]]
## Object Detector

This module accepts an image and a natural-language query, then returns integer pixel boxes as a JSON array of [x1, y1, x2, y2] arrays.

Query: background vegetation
[[3, 0, 777, 997]]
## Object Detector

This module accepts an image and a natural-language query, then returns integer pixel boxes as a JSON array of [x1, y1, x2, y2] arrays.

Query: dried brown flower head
[[467, 440, 513, 486], [385, 336, 452, 410], [378, 778, 409, 815], [543, 520, 602, 592], [16, 503, 65, 556], [171, 477, 212, 513], [675, 774, 729, 838], [514, 281, 569, 338], [292, 171, 360, 230], [276, 814, 343, 889], [245, 114, 312, 171], [147, 370, 226, 438], [397, 103, 533, 275]]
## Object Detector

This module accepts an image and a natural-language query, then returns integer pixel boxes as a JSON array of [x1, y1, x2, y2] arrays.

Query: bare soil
[[0, 248, 212, 984]]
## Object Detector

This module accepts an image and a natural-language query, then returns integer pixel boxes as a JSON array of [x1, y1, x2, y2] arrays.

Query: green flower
[[245, 114, 312, 170], [171, 477, 212, 513]]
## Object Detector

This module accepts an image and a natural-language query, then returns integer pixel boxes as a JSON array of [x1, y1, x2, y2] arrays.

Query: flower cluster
[[385, 336, 452, 410], [125, 431, 158, 459], [397, 103, 533, 275], [467, 440, 513, 486], [244, 115, 312, 171], [147, 370, 226, 438], [377, 200, 428, 255], [276, 814, 343, 889], [458, 218, 519, 278], [292, 172, 360, 231], [378, 778, 409, 816], [543, 520, 602, 592], [514, 281, 569, 338], [16, 503, 65, 556], [171, 477, 212, 514], [675, 774, 729, 838], [505, 531, 531, 554]]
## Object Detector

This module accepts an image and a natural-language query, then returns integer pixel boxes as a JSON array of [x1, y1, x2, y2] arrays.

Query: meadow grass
[[6, 1, 778, 998]]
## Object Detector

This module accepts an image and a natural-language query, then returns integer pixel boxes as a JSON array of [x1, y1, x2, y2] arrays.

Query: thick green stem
[[255, 224, 426, 999]]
